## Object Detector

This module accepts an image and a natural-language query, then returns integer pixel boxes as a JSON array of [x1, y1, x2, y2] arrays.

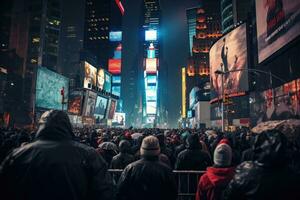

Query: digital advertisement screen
[[112, 76, 121, 84], [114, 50, 122, 59], [210, 23, 248, 100], [146, 101, 157, 114], [145, 58, 157, 73], [83, 62, 97, 89], [68, 90, 83, 115], [108, 100, 117, 119], [147, 49, 155, 58], [104, 72, 112, 93], [146, 86, 157, 101], [112, 86, 121, 97], [147, 75, 157, 84], [109, 31, 122, 42], [250, 78, 300, 126], [112, 112, 126, 127], [36, 67, 69, 110], [82, 90, 97, 116], [108, 59, 121, 74], [189, 87, 200, 108], [145, 30, 157, 41], [256, 0, 300, 63], [94, 96, 108, 122], [97, 69, 105, 90]]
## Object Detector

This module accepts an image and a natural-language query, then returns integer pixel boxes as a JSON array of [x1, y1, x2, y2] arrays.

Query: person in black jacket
[[0, 110, 114, 200], [223, 130, 300, 200], [116, 135, 177, 200], [111, 140, 134, 169]]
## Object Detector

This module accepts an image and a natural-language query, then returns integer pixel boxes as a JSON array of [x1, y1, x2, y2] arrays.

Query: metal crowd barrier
[[108, 169, 205, 199]]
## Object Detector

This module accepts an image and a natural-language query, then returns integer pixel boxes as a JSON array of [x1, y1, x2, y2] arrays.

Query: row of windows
[[89, 36, 108, 40], [89, 18, 109, 22]]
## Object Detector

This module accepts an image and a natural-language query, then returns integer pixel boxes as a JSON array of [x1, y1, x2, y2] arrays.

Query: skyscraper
[[221, 0, 251, 33], [10, 0, 62, 120]]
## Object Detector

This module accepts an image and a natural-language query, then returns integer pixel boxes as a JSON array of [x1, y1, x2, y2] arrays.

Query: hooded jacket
[[0, 110, 114, 200], [196, 166, 235, 200]]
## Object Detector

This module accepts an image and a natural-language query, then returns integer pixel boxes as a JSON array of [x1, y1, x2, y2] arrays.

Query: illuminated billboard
[[36, 67, 69, 110], [68, 90, 83, 115], [146, 86, 157, 101], [145, 30, 157, 41], [146, 101, 157, 114], [112, 112, 125, 127], [147, 75, 157, 84], [108, 100, 116, 119], [112, 86, 121, 97], [147, 43, 155, 58], [83, 62, 97, 88], [108, 59, 121, 74], [145, 58, 157, 73], [104, 72, 112, 93], [210, 23, 248, 100], [256, 0, 300, 63], [97, 69, 105, 90], [114, 50, 122, 59], [82, 90, 97, 116], [112, 76, 121, 84], [182, 67, 186, 118], [109, 31, 122, 42], [94, 96, 108, 122]]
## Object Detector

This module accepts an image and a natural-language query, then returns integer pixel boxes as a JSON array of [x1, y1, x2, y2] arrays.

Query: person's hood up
[[186, 134, 201, 150], [206, 167, 235, 186], [36, 110, 74, 141]]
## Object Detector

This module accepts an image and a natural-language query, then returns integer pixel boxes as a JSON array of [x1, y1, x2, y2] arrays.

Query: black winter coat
[[0, 118, 114, 200], [111, 152, 134, 169], [116, 157, 177, 200]]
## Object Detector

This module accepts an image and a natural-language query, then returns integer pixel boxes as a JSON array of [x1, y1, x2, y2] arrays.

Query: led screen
[[112, 76, 121, 84], [108, 59, 121, 74], [256, 0, 300, 63], [104, 72, 112, 93], [108, 100, 116, 119], [82, 90, 97, 116], [250, 78, 300, 126], [112, 86, 121, 97], [109, 31, 122, 42], [36, 67, 69, 110], [147, 50, 155, 58], [145, 58, 157, 73], [114, 50, 122, 59], [83, 62, 97, 89], [146, 101, 157, 114], [97, 69, 105, 90], [112, 112, 126, 126], [145, 30, 157, 41], [210, 23, 248, 100], [68, 90, 83, 114], [94, 96, 108, 122], [147, 75, 157, 84], [146, 86, 157, 101]]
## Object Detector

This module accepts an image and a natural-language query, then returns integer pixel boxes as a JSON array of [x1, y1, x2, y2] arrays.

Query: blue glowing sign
[[114, 50, 122, 59], [109, 31, 122, 42], [147, 75, 157, 84], [147, 49, 155, 58], [145, 30, 157, 41], [112, 86, 121, 97], [112, 76, 121, 84]]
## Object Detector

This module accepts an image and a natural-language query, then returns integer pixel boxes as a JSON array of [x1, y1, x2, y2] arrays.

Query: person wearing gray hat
[[117, 136, 177, 200]]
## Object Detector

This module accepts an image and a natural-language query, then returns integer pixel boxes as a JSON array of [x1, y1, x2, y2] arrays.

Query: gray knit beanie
[[213, 143, 232, 167], [140, 136, 161, 157]]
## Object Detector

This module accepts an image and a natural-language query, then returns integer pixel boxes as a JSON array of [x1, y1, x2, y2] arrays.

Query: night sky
[[122, 0, 200, 127]]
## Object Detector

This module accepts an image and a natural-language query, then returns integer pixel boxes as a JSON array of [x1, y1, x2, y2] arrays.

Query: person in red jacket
[[195, 141, 235, 200]]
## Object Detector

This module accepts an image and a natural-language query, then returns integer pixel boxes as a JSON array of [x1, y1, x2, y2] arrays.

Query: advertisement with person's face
[[83, 62, 97, 88], [94, 96, 108, 123], [97, 69, 105, 90], [256, 0, 300, 63], [210, 23, 248, 100], [108, 100, 116, 119], [250, 79, 300, 126], [82, 90, 97, 116]]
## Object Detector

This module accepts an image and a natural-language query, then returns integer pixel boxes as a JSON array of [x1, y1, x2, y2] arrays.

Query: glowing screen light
[[114, 50, 122, 59], [147, 75, 157, 84], [146, 101, 157, 114], [109, 31, 122, 42], [145, 58, 157, 73], [112, 76, 121, 84], [112, 86, 121, 97], [109, 59, 121, 74], [145, 30, 157, 41], [146, 86, 157, 101]]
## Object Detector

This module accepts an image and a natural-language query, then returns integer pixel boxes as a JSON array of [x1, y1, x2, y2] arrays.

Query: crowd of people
[[0, 110, 300, 200]]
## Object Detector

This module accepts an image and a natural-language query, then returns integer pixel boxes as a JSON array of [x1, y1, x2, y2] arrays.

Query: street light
[[214, 68, 285, 132]]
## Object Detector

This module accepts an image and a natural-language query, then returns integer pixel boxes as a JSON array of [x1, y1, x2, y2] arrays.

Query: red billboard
[[109, 59, 121, 74]]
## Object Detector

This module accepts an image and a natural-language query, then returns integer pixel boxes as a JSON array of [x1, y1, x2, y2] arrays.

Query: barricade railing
[[108, 169, 205, 199]]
